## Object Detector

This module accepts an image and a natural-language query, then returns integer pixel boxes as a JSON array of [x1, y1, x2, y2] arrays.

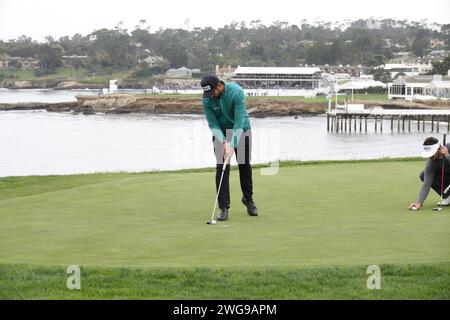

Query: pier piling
[[326, 110, 450, 134]]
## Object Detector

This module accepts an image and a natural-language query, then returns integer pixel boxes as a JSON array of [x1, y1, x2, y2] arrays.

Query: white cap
[[421, 142, 440, 158]]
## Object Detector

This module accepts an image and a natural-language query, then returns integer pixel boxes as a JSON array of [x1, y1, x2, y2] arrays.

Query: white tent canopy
[[338, 80, 386, 90]]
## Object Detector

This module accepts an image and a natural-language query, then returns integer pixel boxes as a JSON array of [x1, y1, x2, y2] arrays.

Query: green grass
[[0, 67, 132, 83], [129, 93, 388, 103], [127, 93, 388, 105], [0, 68, 37, 80], [1, 262, 448, 299], [52, 67, 89, 80], [78, 71, 134, 84], [247, 93, 388, 104], [0, 159, 449, 299], [0, 67, 89, 81], [133, 93, 202, 99]]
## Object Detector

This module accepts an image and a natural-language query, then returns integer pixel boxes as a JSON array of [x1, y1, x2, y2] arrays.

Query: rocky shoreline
[[1, 94, 449, 117], [0, 95, 331, 117]]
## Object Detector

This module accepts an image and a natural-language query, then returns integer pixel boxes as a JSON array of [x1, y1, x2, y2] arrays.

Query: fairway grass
[[1, 159, 449, 299]]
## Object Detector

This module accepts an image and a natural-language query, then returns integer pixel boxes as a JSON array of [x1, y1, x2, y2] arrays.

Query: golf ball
[[211, 220, 216, 224], [411, 206, 417, 211]]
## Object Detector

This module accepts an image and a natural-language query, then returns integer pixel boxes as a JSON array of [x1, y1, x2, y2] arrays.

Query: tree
[[411, 38, 428, 57], [88, 28, 137, 70], [131, 28, 152, 48], [37, 44, 63, 71], [431, 56, 450, 76], [329, 39, 346, 64], [45, 36, 56, 45], [410, 29, 430, 57], [250, 20, 264, 30], [135, 19, 149, 32], [371, 67, 392, 83], [16, 35, 33, 44], [0, 18, 447, 79], [441, 24, 450, 50], [367, 54, 386, 68]]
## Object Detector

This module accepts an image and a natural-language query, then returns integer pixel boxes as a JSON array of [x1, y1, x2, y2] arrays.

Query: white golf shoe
[[437, 197, 450, 206]]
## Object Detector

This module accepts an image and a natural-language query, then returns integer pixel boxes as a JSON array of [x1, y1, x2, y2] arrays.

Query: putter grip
[[444, 134, 447, 146]]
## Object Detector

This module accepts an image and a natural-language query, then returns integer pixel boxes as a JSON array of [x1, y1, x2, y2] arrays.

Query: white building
[[388, 75, 450, 100], [383, 64, 420, 79], [334, 73, 352, 80], [166, 66, 200, 78], [215, 65, 236, 80], [0, 54, 40, 69], [339, 80, 386, 91], [140, 55, 165, 67], [413, 61, 434, 74], [231, 66, 322, 90]]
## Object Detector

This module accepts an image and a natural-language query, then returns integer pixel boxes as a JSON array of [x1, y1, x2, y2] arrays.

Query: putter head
[[432, 207, 443, 211], [206, 219, 217, 225]]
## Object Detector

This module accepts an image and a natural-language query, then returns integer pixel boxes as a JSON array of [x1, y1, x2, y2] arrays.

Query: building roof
[[384, 64, 415, 69], [391, 82, 450, 89], [398, 75, 450, 83], [339, 80, 386, 90], [391, 76, 450, 88], [167, 66, 192, 73], [234, 67, 321, 75]]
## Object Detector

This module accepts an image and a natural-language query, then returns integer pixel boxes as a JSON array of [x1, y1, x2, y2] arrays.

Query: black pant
[[213, 129, 253, 209], [420, 170, 450, 198]]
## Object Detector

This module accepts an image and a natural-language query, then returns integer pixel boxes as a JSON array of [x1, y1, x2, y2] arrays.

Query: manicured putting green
[[0, 160, 449, 268]]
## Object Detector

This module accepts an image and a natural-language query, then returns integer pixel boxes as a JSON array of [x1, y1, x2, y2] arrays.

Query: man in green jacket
[[201, 75, 258, 221]]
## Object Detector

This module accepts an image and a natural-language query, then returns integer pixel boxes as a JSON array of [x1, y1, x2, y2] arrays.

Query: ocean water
[[0, 110, 437, 177]]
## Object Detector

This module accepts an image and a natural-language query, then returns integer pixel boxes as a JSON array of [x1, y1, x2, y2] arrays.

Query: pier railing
[[327, 109, 450, 133]]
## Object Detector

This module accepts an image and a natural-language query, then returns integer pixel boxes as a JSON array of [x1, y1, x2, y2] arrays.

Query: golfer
[[201, 75, 258, 221], [409, 137, 450, 210]]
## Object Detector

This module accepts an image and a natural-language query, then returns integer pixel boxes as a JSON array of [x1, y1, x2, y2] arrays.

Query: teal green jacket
[[202, 82, 251, 148]]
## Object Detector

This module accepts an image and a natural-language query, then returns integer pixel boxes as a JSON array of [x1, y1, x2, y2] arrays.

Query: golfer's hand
[[442, 146, 449, 158], [408, 202, 422, 210], [223, 141, 234, 161]]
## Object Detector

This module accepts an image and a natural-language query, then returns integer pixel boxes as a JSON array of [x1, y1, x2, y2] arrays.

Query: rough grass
[[1, 262, 448, 299]]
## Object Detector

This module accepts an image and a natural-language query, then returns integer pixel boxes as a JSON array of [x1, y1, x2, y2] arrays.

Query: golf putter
[[207, 156, 230, 225], [433, 134, 446, 211], [444, 184, 450, 195]]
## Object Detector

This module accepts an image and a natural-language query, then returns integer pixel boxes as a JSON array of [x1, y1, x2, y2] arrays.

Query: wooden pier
[[327, 109, 450, 133]]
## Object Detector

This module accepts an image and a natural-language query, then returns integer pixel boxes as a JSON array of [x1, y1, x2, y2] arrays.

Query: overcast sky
[[0, 0, 449, 41]]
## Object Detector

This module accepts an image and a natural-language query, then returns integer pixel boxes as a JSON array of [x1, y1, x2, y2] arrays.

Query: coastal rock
[[45, 102, 78, 112], [82, 106, 95, 115], [55, 81, 80, 89], [1, 79, 61, 89], [12, 80, 33, 88], [3, 94, 450, 117], [0, 102, 48, 111], [54, 81, 105, 90], [80, 94, 138, 113]]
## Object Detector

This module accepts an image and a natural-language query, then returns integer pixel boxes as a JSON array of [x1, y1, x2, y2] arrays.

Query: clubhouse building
[[388, 75, 450, 100]]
